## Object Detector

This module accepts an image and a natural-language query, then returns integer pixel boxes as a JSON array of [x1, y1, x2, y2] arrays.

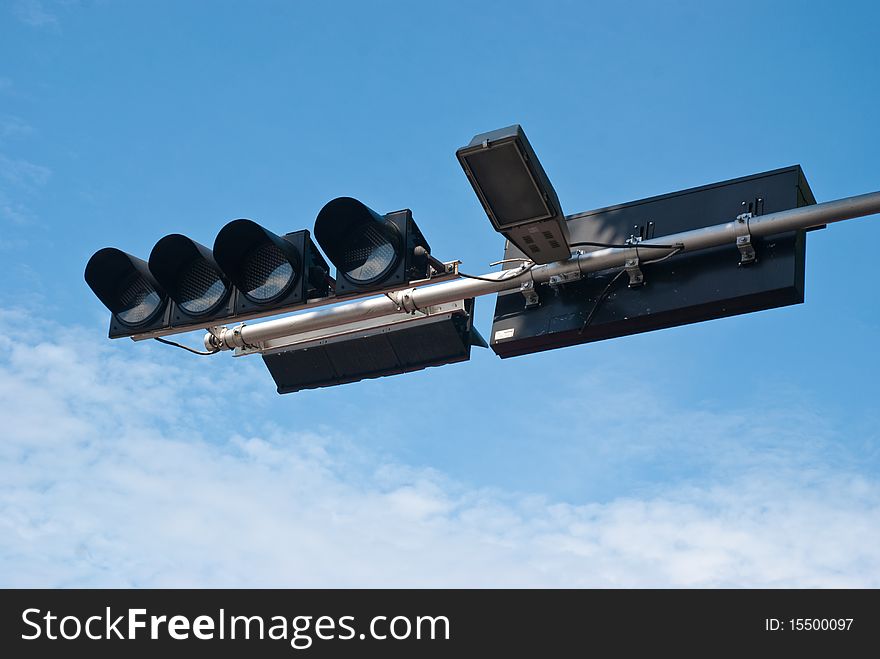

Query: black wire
[[641, 246, 684, 266], [457, 242, 684, 284], [578, 246, 684, 335], [578, 268, 627, 334], [569, 241, 681, 250], [153, 336, 219, 356], [458, 262, 536, 283]]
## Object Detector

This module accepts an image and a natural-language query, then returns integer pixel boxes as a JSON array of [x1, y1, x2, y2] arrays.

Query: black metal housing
[[213, 220, 331, 314], [314, 197, 431, 295], [148, 234, 235, 327], [84, 247, 171, 338], [491, 166, 817, 358], [263, 300, 484, 394], [457, 124, 571, 264]]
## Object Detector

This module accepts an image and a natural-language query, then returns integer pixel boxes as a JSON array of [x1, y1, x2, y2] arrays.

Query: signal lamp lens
[[177, 259, 228, 314], [339, 224, 398, 283], [241, 241, 295, 301], [116, 275, 163, 325]]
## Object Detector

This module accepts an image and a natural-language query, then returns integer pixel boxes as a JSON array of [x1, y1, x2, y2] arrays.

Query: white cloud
[[0, 154, 50, 228], [0, 154, 51, 191], [12, 0, 59, 27], [0, 115, 32, 140], [0, 310, 878, 587], [0, 190, 36, 227]]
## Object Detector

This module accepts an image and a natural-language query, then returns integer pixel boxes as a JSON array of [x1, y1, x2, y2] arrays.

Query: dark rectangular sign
[[263, 300, 481, 394], [490, 166, 817, 358]]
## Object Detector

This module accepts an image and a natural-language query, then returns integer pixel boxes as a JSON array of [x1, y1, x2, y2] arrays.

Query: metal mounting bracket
[[735, 212, 756, 265], [623, 237, 646, 288], [397, 287, 419, 314], [202, 326, 224, 352], [230, 323, 259, 351], [548, 269, 582, 289], [625, 257, 644, 288], [519, 280, 540, 308]]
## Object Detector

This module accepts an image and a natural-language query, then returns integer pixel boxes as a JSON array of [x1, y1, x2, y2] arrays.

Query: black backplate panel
[[490, 166, 817, 358], [263, 301, 476, 394]]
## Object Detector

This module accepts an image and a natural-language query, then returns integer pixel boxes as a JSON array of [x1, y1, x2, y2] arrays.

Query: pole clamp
[[397, 287, 420, 314], [735, 212, 757, 265], [519, 280, 540, 308], [228, 323, 260, 351], [625, 256, 644, 288], [621, 238, 646, 288]]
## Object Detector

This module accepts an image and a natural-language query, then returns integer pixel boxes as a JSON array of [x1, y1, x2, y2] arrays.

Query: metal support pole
[[206, 190, 880, 352]]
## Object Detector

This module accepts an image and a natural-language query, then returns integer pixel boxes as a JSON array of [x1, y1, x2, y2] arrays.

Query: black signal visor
[[149, 234, 231, 317], [85, 247, 168, 329], [314, 197, 403, 286], [214, 219, 302, 304]]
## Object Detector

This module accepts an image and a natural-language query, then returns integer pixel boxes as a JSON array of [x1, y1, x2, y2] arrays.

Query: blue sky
[[1, 0, 879, 586]]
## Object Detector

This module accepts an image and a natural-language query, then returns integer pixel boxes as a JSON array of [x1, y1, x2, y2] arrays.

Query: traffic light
[[313, 197, 432, 295], [213, 219, 331, 314], [148, 234, 236, 327], [490, 165, 818, 358], [85, 220, 332, 340], [457, 124, 571, 264], [84, 248, 170, 338]]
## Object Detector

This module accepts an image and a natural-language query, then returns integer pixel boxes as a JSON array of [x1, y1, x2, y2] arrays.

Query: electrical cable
[[153, 336, 219, 355], [569, 240, 682, 250], [577, 268, 627, 334], [489, 257, 533, 267], [457, 262, 536, 283], [578, 246, 684, 334], [640, 246, 685, 266]]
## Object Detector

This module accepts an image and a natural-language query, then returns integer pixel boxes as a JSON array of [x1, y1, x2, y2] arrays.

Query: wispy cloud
[[0, 115, 32, 140], [0, 154, 51, 192], [0, 154, 50, 228], [0, 311, 878, 587], [0, 102, 48, 232], [12, 0, 59, 28], [0, 191, 36, 226]]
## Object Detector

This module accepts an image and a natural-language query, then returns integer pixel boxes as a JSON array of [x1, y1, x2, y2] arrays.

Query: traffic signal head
[[213, 219, 331, 314], [457, 124, 571, 264], [84, 247, 170, 338], [148, 234, 235, 326], [314, 197, 431, 295]]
